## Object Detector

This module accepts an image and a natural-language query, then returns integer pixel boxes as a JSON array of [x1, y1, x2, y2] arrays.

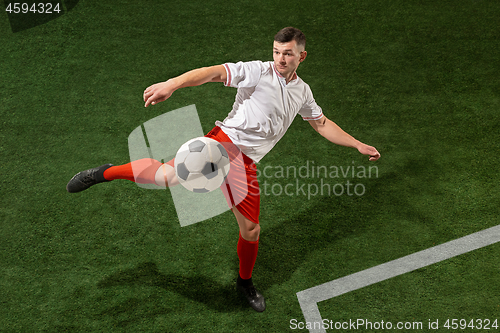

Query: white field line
[[296, 225, 500, 333]]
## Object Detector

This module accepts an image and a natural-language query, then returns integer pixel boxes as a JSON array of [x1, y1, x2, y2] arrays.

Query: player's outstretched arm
[[143, 65, 227, 107], [309, 116, 381, 161]]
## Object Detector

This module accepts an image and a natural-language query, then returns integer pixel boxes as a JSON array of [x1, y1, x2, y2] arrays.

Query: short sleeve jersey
[[215, 61, 323, 163]]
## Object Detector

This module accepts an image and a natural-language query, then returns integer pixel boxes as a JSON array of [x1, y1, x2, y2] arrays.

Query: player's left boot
[[66, 164, 113, 193], [237, 276, 266, 312]]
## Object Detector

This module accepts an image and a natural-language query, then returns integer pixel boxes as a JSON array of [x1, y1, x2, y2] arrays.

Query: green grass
[[1, 0, 499, 332]]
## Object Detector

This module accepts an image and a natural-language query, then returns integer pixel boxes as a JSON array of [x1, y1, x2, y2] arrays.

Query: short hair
[[274, 27, 306, 49]]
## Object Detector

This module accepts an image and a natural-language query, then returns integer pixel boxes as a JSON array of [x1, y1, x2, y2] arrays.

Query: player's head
[[274, 27, 306, 50], [273, 27, 307, 78]]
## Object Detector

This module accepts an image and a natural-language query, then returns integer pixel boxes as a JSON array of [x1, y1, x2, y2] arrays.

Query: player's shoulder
[[246, 60, 274, 77], [247, 60, 273, 73], [294, 76, 315, 98], [225, 60, 270, 74], [292, 73, 311, 89]]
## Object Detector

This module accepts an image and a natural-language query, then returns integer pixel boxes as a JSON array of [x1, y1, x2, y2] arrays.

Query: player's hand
[[358, 144, 380, 161], [143, 80, 176, 107]]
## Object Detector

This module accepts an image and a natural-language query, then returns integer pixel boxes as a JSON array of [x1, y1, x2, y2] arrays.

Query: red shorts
[[167, 126, 260, 224]]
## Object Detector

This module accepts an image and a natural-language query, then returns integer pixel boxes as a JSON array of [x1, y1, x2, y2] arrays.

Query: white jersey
[[215, 61, 323, 163]]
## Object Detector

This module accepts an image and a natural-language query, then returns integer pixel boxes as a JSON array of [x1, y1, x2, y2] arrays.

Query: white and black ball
[[174, 137, 230, 193]]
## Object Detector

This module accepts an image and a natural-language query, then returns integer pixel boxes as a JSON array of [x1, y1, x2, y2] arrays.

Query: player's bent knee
[[241, 223, 260, 241], [232, 206, 260, 241]]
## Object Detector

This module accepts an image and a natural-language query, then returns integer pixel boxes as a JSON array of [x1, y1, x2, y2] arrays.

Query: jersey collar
[[272, 63, 298, 84]]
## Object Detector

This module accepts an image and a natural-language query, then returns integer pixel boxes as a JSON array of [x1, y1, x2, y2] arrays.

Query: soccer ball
[[174, 137, 230, 193]]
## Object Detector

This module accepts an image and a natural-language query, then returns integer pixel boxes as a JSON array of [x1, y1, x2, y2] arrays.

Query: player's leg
[[203, 126, 265, 310], [220, 149, 265, 311], [66, 158, 178, 193], [67, 126, 226, 193], [233, 206, 260, 241], [154, 160, 179, 187], [233, 207, 260, 279]]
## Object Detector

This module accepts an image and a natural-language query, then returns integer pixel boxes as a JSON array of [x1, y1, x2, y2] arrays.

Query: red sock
[[103, 158, 162, 184], [237, 232, 259, 280]]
